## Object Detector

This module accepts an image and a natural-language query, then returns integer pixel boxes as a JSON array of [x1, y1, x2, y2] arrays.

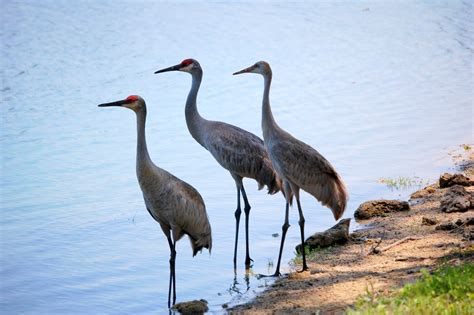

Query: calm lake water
[[1, 0, 472, 313]]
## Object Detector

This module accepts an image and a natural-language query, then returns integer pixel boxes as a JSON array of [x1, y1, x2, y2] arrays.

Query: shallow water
[[1, 0, 472, 314]]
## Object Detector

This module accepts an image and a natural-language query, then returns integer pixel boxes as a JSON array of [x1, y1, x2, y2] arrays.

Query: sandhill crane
[[155, 59, 280, 269], [98, 95, 212, 307], [233, 61, 348, 276]]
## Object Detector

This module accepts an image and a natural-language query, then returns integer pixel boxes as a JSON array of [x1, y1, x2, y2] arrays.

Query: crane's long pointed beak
[[154, 64, 181, 74], [233, 66, 254, 75], [98, 99, 127, 107]]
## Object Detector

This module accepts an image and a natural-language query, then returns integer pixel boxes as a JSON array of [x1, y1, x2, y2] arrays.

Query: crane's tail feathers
[[190, 233, 212, 257], [311, 173, 348, 221], [327, 174, 348, 220], [256, 163, 282, 195]]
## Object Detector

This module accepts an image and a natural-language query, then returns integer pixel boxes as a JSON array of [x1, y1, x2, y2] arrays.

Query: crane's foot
[[298, 266, 309, 273]]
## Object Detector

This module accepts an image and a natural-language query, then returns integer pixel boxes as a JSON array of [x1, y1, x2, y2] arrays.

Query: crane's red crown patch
[[126, 95, 139, 102], [181, 59, 193, 66]]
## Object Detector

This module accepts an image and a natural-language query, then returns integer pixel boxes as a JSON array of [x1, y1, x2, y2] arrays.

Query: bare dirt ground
[[229, 151, 473, 315]]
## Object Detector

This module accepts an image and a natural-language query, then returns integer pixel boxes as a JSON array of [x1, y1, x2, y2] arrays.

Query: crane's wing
[[204, 122, 280, 193], [270, 137, 347, 220], [165, 175, 212, 255], [142, 166, 212, 255]]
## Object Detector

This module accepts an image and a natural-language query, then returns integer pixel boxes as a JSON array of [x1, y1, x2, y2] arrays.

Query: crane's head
[[233, 61, 271, 76], [97, 95, 145, 113], [154, 58, 201, 75]]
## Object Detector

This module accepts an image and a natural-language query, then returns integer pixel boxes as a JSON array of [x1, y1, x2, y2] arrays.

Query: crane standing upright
[[155, 59, 280, 269], [98, 95, 212, 307], [233, 61, 348, 276]]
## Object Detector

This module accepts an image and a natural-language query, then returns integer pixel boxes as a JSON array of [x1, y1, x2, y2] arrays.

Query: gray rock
[[435, 222, 457, 231], [354, 200, 410, 220], [295, 218, 350, 253], [171, 299, 208, 314], [439, 173, 472, 188], [440, 185, 472, 213]]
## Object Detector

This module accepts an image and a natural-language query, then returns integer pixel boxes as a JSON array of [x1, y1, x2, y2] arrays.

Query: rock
[[171, 299, 208, 314], [422, 217, 439, 226], [435, 222, 457, 231], [410, 184, 437, 199], [439, 173, 472, 188], [440, 185, 472, 213], [455, 217, 474, 226], [354, 200, 410, 220], [466, 217, 474, 226], [295, 218, 350, 253]]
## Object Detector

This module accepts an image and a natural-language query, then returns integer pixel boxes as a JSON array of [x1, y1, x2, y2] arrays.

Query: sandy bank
[[229, 151, 473, 315]]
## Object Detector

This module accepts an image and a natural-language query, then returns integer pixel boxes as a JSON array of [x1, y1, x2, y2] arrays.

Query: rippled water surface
[[1, 1, 472, 313]]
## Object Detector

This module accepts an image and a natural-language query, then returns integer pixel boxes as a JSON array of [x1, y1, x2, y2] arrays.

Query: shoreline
[[228, 149, 473, 314]]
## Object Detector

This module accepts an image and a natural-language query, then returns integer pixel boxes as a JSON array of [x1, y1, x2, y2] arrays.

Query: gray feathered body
[[265, 126, 347, 220], [200, 121, 280, 194], [138, 162, 212, 256]]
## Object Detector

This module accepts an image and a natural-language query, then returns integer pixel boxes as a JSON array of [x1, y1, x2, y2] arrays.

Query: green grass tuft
[[348, 263, 474, 315], [377, 176, 430, 191]]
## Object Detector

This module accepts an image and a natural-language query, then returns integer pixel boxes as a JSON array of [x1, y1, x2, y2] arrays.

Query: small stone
[[435, 222, 457, 231], [272, 233, 279, 238], [354, 200, 410, 220], [410, 185, 437, 199], [171, 299, 208, 314], [439, 173, 472, 188], [422, 217, 439, 226]]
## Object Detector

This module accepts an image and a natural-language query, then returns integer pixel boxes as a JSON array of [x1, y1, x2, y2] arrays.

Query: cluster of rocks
[[353, 172, 472, 221], [295, 172, 472, 253]]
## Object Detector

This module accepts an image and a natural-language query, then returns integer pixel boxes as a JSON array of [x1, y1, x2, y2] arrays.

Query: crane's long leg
[[273, 202, 290, 276], [296, 199, 308, 272], [233, 188, 241, 269], [171, 240, 176, 306], [240, 185, 253, 269], [166, 236, 177, 308]]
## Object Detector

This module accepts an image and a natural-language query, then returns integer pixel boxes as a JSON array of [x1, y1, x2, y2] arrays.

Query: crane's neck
[[185, 70, 207, 146], [262, 72, 278, 140], [135, 108, 152, 171]]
